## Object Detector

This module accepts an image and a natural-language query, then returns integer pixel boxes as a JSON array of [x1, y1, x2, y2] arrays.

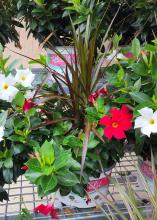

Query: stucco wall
[[4, 26, 46, 68]]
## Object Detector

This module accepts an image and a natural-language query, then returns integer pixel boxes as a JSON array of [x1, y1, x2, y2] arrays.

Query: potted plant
[[101, 36, 157, 189]]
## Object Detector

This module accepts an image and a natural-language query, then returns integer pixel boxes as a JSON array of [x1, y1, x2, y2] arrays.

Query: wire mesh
[[0, 153, 152, 220]]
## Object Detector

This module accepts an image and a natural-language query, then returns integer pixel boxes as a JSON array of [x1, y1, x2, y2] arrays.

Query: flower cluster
[[0, 69, 35, 102], [100, 105, 133, 140]]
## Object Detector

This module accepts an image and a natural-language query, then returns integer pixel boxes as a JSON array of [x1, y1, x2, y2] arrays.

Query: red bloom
[[88, 88, 109, 104], [34, 203, 58, 219], [124, 52, 134, 59], [99, 105, 133, 140], [23, 99, 36, 112], [21, 165, 29, 170]]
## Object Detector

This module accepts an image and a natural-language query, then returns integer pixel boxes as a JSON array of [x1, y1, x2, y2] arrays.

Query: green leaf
[[14, 92, 25, 107], [25, 108, 36, 117], [4, 158, 13, 169], [63, 135, 82, 148], [41, 166, 53, 175], [26, 158, 41, 172], [134, 78, 141, 91], [117, 67, 124, 81], [40, 175, 57, 193], [40, 141, 54, 165], [132, 62, 148, 76], [8, 135, 26, 143], [131, 38, 140, 57], [129, 92, 152, 104], [113, 97, 130, 104], [13, 144, 25, 155], [70, 159, 81, 170], [113, 34, 122, 49], [53, 150, 71, 171], [88, 132, 99, 149], [3, 168, 13, 183], [0, 111, 8, 126], [151, 62, 157, 80], [57, 170, 79, 186], [25, 171, 43, 184]]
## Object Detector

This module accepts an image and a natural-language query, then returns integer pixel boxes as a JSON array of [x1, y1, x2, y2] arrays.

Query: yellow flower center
[[3, 84, 9, 90], [149, 119, 155, 125], [112, 122, 119, 128], [21, 74, 26, 81]]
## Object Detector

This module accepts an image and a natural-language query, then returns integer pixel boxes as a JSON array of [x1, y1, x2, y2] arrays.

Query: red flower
[[124, 52, 134, 59], [88, 88, 109, 104], [21, 165, 29, 170], [34, 203, 58, 219], [99, 105, 133, 140], [23, 99, 36, 112]]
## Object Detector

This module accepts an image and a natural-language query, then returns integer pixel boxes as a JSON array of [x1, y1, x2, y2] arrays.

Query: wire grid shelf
[[0, 153, 152, 220]]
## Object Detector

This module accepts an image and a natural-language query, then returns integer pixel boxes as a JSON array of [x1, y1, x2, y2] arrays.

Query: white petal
[[25, 90, 35, 99], [6, 74, 16, 86], [138, 107, 154, 119], [134, 116, 148, 128], [141, 125, 153, 137]]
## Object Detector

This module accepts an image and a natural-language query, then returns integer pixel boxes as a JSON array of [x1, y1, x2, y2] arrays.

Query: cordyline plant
[[29, 6, 121, 178]]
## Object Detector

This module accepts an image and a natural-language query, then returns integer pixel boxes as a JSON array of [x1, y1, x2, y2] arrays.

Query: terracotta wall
[[4, 26, 46, 68]]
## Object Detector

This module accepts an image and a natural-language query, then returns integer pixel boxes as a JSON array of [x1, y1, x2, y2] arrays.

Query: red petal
[[34, 203, 52, 215], [99, 116, 112, 126], [21, 165, 29, 170], [50, 205, 59, 219], [119, 120, 132, 131], [23, 99, 36, 112], [112, 127, 126, 139], [104, 127, 113, 140]]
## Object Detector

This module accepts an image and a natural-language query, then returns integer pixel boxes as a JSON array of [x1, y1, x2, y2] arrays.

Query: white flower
[[15, 69, 35, 87], [0, 126, 4, 142], [25, 90, 35, 99], [0, 74, 18, 102], [134, 107, 157, 137]]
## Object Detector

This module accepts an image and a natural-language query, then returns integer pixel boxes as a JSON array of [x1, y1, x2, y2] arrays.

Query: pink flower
[[34, 203, 58, 219], [21, 165, 29, 170], [99, 105, 133, 140], [23, 99, 36, 112]]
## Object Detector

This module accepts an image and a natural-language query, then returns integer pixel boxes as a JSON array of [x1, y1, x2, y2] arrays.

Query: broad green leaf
[[41, 166, 53, 176], [53, 150, 71, 171], [117, 68, 124, 81], [25, 171, 43, 184], [129, 92, 152, 104], [3, 168, 13, 183], [57, 170, 79, 186], [14, 92, 25, 107], [40, 175, 57, 193], [26, 158, 41, 172], [8, 135, 26, 143], [70, 159, 81, 170], [4, 158, 13, 169], [131, 38, 140, 57], [63, 135, 82, 148], [25, 108, 36, 117], [40, 141, 54, 165], [0, 111, 8, 126], [13, 144, 25, 155], [132, 62, 148, 76]]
